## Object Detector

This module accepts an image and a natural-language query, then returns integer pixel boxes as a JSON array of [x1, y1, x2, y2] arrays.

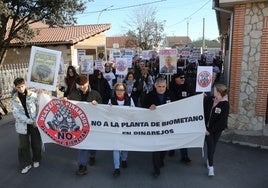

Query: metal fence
[[0, 63, 29, 99]]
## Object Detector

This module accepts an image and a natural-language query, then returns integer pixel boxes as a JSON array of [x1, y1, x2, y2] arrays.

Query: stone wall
[[229, 2, 267, 131]]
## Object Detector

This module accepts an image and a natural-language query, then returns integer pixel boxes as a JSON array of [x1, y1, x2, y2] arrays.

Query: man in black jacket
[[143, 77, 174, 178], [169, 69, 195, 164]]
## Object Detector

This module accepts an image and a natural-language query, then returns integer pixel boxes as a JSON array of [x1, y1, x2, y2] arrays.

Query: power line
[[80, 0, 166, 15], [167, 0, 211, 28], [104, 0, 166, 11]]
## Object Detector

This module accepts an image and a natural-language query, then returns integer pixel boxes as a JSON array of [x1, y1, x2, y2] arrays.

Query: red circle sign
[[197, 71, 212, 88], [37, 99, 89, 147]]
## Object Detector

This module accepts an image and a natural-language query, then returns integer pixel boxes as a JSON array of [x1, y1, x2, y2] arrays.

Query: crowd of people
[[10, 53, 228, 179]]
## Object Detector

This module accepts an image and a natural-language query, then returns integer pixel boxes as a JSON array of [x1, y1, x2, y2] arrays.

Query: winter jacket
[[89, 77, 111, 104], [204, 95, 229, 133], [68, 88, 102, 104], [11, 90, 38, 134], [142, 89, 175, 108], [169, 81, 195, 101]]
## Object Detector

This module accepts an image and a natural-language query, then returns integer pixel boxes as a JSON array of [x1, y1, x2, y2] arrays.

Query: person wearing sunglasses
[[168, 69, 196, 164], [108, 83, 135, 177]]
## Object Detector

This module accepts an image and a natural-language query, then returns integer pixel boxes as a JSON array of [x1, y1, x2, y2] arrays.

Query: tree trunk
[[0, 48, 7, 68]]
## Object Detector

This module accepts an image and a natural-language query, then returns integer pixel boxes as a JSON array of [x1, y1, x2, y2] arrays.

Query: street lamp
[[97, 5, 113, 24]]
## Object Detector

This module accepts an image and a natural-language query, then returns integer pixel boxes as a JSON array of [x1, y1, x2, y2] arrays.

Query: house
[[106, 36, 138, 49], [163, 36, 192, 48], [106, 36, 138, 58], [213, 0, 268, 134], [5, 23, 111, 67]]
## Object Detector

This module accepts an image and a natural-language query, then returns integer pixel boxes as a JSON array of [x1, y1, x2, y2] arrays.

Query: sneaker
[[181, 157, 192, 164], [21, 165, 32, 174], [113, 169, 120, 177], [88, 157, 95, 166], [33, 162, 40, 168], [76, 165, 88, 176], [208, 166, 215, 176], [121, 160, 127, 168]]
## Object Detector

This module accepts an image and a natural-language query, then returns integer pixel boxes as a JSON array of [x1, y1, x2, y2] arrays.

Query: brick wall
[[4, 32, 106, 66], [256, 16, 268, 116], [229, 4, 246, 113], [5, 45, 72, 65]]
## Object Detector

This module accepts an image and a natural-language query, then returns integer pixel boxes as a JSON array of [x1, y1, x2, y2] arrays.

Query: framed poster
[[159, 49, 177, 74], [96, 46, 106, 60], [77, 50, 86, 65], [80, 55, 94, 74], [27, 46, 62, 91], [115, 58, 128, 75]]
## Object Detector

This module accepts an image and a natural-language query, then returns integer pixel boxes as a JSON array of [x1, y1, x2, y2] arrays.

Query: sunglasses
[[179, 76, 185, 79]]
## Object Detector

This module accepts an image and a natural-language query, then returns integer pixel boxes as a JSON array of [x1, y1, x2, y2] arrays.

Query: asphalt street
[[0, 114, 268, 188]]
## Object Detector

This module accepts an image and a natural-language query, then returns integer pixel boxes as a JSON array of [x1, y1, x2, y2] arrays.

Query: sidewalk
[[220, 129, 268, 149], [1, 112, 268, 150]]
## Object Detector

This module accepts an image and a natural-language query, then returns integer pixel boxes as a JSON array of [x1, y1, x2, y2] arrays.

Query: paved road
[[0, 115, 268, 188]]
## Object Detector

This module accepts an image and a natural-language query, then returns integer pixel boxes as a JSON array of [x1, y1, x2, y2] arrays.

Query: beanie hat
[[173, 69, 185, 79], [77, 75, 88, 85]]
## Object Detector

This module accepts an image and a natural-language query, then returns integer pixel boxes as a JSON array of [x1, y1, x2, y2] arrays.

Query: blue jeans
[[113, 150, 128, 169], [77, 150, 96, 166]]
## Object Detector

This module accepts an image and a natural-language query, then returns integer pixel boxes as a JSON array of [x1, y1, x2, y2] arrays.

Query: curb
[[220, 128, 268, 150], [220, 138, 268, 150]]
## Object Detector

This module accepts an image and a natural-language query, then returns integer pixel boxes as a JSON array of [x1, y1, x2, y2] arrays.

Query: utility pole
[[202, 18, 206, 53], [187, 21, 189, 37], [186, 18, 191, 37]]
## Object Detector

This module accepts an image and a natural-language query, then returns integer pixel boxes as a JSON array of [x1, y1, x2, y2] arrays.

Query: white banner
[[37, 93, 206, 151]]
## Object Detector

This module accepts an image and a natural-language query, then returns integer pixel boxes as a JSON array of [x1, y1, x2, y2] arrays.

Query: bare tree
[[125, 6, 165, 50], [0, 0, 92, 67]]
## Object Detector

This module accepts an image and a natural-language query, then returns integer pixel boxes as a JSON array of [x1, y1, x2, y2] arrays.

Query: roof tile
[[10, 24, 111, 45]]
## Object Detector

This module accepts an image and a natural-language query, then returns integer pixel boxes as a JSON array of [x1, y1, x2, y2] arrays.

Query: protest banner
[[37, 93, 206, 151]]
